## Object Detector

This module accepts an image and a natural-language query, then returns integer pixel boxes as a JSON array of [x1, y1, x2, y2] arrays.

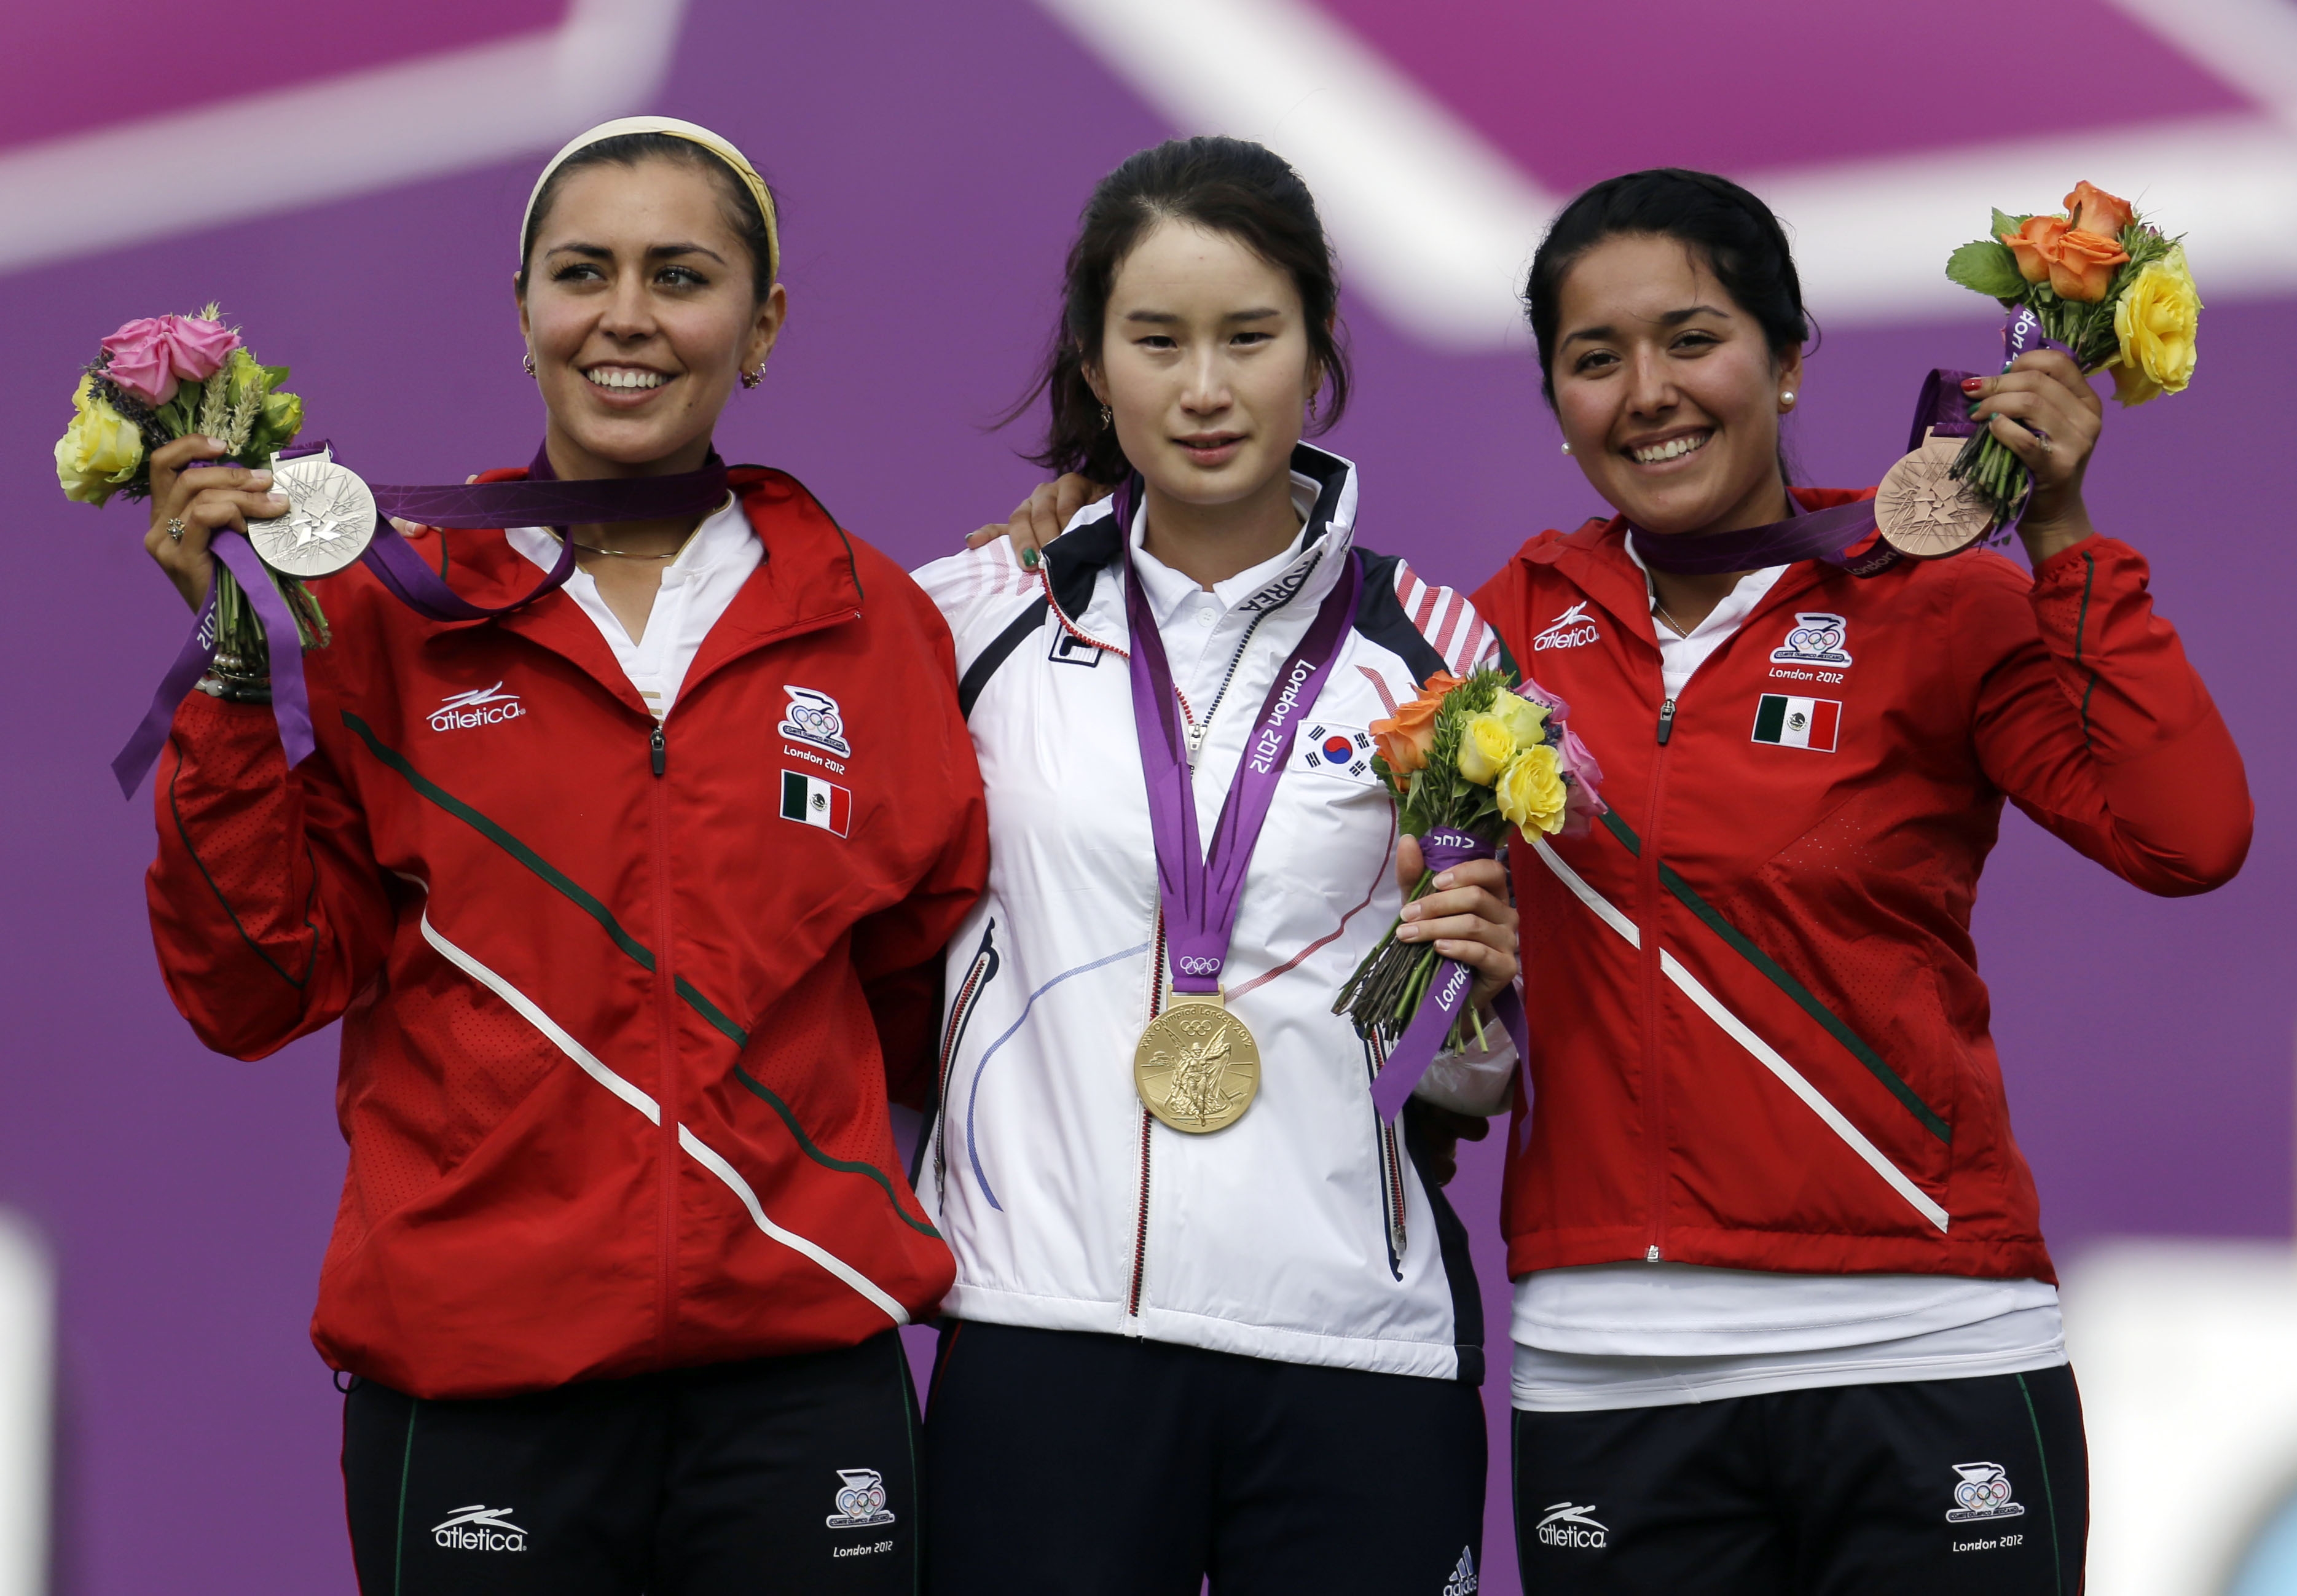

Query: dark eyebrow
[[1121, 307, 1284, 326], [1561, 304, 1729, 347], [544, 241, 729, 266]]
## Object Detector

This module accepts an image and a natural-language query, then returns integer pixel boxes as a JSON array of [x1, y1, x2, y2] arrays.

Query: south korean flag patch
[[1296, 722, 1381, 787]]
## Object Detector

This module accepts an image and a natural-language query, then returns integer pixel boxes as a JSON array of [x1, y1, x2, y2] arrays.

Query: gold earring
[[522, 351, 536, 378]]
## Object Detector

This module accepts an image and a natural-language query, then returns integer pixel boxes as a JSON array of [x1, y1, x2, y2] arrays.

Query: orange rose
[[1998, 213, 2129, 303], [2048, 227, 2129, 302], [1369, 672, 1461, 776], [2000, 215, 2070, 284], [2064, 181, 2135, 243]]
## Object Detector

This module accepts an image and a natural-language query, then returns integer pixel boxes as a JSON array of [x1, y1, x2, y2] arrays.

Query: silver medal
[[248, 447, 377, 578]]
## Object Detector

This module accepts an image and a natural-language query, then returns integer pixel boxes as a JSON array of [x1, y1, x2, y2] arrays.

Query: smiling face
[[1090, 219, 1319, 514], [1549, 233, 1801, 536], [518, 156, 785, 477]]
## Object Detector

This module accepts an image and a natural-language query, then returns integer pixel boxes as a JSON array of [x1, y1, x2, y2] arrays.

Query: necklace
[[1654, 598, 1697, 638], [562, 518, 708, 563]]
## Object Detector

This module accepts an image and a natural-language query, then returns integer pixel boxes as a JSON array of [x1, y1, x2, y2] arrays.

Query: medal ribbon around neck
[[1626, 307, 2070, 579], [1120, 478, 1362, 1003], [113, 442, 730, 796]]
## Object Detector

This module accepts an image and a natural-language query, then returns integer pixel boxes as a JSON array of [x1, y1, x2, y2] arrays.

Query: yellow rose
[[2111, 244, 2199, 407], [55, 375, 145, 505], [1486, 690, 1549, 751], [1496, 744, 1568, 835], [1456, 713, 1517, 785]]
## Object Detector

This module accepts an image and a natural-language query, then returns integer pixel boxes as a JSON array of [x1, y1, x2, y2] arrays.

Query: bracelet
[[194, 673, 273, 705], [207, 647, 270, 684]]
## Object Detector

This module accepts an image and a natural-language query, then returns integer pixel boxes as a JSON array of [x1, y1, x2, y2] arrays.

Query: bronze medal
[[1134, 992, 1260, 1134], [1875, 428, 1997, 558]]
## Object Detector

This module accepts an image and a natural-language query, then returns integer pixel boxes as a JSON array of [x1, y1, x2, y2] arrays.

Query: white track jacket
[[911, 447, 1503, 1382]]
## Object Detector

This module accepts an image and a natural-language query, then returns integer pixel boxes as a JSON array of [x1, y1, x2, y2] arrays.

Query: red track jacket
[[1475, 492, 2250, 1285], [147, 467, 986, 1399]]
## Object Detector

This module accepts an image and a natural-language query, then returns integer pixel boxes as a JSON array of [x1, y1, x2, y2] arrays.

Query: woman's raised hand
[[1394, 834, 1520, 1012], [144, 435, 289, 612], [1961, 350, 2102, 563], [964, 473, 1111, 565]]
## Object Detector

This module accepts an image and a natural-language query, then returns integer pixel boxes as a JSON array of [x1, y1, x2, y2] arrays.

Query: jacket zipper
[[648, 716, 681, 1363], [1643, 697, 1676, 1262], [1125, 908, 1166, 1331]]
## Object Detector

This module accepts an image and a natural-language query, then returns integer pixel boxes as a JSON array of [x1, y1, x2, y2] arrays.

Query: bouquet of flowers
[[1335, 668, 1603, 1050], [1943, 181, 2201, 522], [55, 307, 321, 657]]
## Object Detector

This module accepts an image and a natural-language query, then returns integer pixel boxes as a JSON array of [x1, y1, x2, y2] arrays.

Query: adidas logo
[[431, 1504, 526, 1552], [428, 682, 526, 733], [1441, 1545, 1478, 1594]]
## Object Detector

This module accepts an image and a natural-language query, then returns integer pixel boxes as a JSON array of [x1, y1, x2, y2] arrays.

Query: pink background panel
[[1312, 0, 2252, 191], [0, 0, 570, 152]]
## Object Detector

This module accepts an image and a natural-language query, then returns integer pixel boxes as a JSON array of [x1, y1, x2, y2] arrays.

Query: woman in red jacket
[[988, 166, 2250, 1594], [1476, 169, 2248, 1596], [136, 117, 985, 1595]]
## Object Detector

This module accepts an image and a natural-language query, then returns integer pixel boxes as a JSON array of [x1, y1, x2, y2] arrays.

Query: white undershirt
[[1509, 549, 2064, 1412], [508, 495, 753, 719]]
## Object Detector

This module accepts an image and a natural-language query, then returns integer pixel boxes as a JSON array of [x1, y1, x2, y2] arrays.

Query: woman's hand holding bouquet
[[1337, 668, 1604, 1119]]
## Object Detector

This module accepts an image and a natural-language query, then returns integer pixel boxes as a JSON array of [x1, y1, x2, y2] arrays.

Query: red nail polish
[[1961, 377, 1985, 394]]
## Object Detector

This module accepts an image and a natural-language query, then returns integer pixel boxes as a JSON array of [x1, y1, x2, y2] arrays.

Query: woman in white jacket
[[911, 136, 1521, 1595]]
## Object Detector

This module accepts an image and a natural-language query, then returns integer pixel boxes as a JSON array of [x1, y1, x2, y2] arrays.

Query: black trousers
[[1511, 1365, 2087, 1595], [923, 1320, 1488, 1596], [341, 1330, 921, 1595]]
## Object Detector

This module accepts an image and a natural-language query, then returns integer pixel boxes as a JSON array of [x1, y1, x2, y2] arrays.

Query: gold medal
[[1875, 428, 1997, 558], [1134, 992, 1259, 1134]]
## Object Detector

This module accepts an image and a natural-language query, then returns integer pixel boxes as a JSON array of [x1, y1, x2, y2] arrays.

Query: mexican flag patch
[[780, 770, 852, 835], [1751, 694, 1840, 752]]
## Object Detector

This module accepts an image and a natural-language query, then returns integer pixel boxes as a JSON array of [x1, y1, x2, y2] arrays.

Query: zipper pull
[[1656, 698, 1677, 745], [1646, 1245, 1662, 1262], [650, 721, 666, 777]]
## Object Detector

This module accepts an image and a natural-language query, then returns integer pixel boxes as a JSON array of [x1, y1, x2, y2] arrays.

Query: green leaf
[[1990, 209, 2031, 241], [1945, 240, 2028, 300]]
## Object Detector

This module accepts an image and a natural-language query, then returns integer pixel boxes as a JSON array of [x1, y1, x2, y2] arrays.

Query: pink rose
[[100, 314, 240, 405], [1553, 725, 1608, 838]]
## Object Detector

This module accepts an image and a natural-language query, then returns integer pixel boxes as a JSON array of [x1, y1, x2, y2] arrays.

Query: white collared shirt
[[1621, 538, 1787, 700], [1125, 479, 1316, 719], [508, 495, 754, 719]]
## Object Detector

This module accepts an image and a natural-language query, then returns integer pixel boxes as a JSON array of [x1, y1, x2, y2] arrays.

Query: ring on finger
[[167, 517, 187, 542]]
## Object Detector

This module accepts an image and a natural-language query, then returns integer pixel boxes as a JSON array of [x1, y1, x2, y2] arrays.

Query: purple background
[[3, 1, 2289, 1590]]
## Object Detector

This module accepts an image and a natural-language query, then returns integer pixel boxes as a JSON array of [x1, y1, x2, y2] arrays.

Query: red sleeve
[[1956, 535, 2251, 896], [849, 603, 991, 1110], [146, 692, 396, 1058]]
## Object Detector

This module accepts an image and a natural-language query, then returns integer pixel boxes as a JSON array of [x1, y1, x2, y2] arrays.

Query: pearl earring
[[1781, 390, 1797, 407], [1560, 441, 1573, 455]]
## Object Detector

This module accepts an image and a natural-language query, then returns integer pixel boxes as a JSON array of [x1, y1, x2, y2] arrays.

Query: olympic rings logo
[[1174, 955, 1223, 977]]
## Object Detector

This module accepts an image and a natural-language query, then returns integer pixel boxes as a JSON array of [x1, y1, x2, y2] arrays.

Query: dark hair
[[516, 132, 776, 303], [1522, 168, 1810, 407], [1018, 136, 1350, 483]]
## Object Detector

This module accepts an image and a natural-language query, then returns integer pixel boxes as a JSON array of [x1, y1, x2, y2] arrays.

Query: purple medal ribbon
[[1367, 829, 1530, 1124], [1121, 486, 1362, 1005], [1628, 311, 2068, 579], [114, 443, 729, 796]]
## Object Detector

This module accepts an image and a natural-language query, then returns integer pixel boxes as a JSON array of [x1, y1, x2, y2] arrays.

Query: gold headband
[[522, 115, 779, 283]]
